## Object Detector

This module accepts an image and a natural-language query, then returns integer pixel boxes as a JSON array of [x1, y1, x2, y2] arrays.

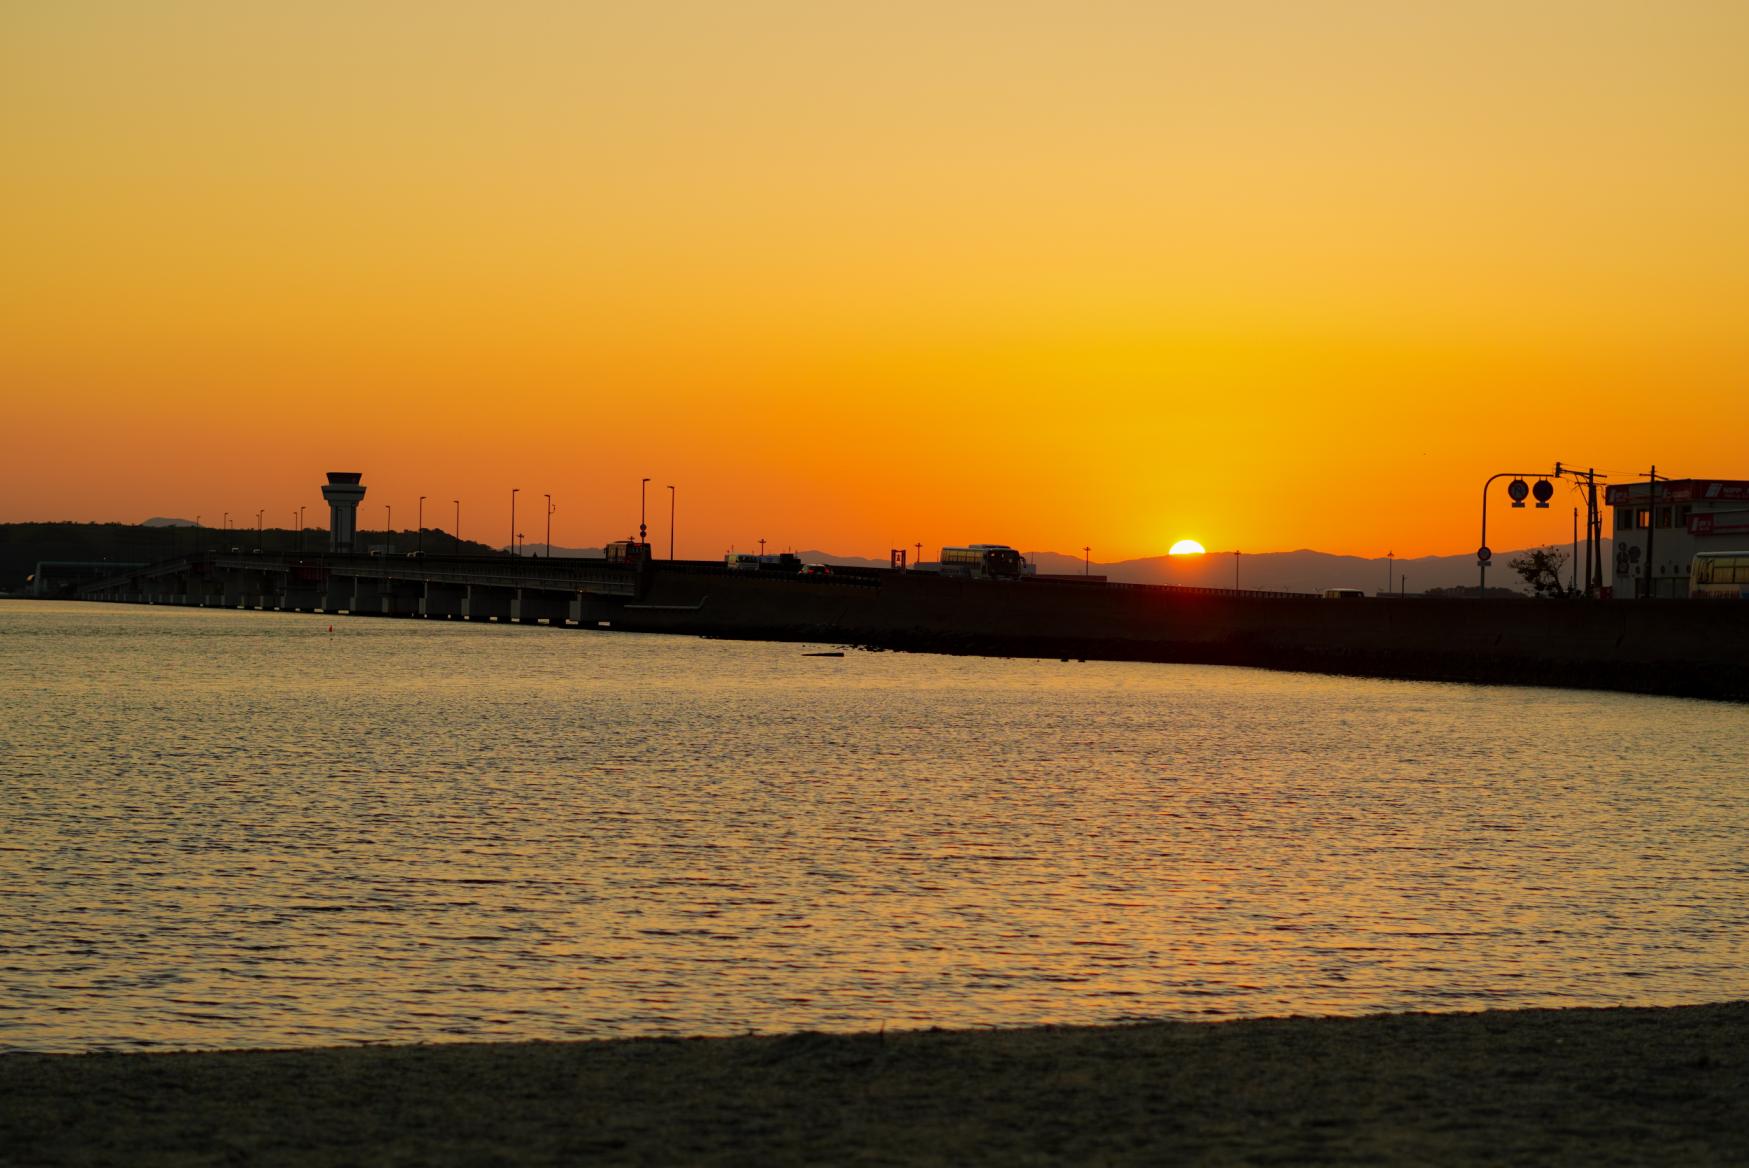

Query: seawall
[[613, 566, 1749, 700]]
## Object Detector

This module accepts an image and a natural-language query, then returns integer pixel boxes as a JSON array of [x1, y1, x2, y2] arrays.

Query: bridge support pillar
[[281, 587, 322, 612], [513, 590, 571, 626], [380, 579, 423, 617], [422, 581, 466, 619], [350, 577, 384, 615], [570, 595, 617, 626], [464, 585, 512, 621], [323, 575, 354, 613]]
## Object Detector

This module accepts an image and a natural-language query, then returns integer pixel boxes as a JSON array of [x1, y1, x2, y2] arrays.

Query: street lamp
[[418, 496, 426, 554], [640, 477, 651, 545], [255, 509, 263, 548], [545, 493, 553, 557], [453, 499, 461, 555], [384, 504, 391, 555], [298, 505, 305, 554], [1083, 545, 1090, 576], [668, 484, 675, 560], [510, 488, 519, 556]]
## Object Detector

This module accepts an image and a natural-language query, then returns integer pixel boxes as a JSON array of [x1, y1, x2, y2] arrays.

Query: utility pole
[[1642, 465, 1660, 600], [1571, 508, 1578, 593], [1555, 462, 1609, 598], [1588, 471, 1600, 595]]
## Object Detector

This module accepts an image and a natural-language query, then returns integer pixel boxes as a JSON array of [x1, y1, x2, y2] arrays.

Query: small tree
[[1508, 546, 1570, 597]]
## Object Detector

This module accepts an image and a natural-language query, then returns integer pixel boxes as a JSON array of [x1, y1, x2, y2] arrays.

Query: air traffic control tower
[[321, 472, 366, 553]]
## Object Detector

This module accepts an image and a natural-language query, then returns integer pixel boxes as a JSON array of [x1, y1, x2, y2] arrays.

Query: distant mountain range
[[13, 524, 1599, 597], [792, 545, 1610, 596], [409, 540, 1609, 596]]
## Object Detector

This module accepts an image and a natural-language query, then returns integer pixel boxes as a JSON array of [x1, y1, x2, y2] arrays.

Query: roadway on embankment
[[612, 565, 1749, 701]]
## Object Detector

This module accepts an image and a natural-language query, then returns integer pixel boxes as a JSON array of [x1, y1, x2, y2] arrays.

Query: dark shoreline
[[7, 1002, 1747, 1165]]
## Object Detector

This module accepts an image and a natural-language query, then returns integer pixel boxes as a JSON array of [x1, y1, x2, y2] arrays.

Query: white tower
[[321, 472, 367, 553]]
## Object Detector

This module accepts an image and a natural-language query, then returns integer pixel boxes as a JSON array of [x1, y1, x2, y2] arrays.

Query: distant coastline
[[0, 521, 1568, 597]]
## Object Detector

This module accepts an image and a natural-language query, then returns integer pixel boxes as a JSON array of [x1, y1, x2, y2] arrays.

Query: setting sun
[[1168, 540, 1206, 556]]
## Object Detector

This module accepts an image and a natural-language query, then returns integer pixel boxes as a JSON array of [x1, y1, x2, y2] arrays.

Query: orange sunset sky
[[3, 2, 1746, 560]]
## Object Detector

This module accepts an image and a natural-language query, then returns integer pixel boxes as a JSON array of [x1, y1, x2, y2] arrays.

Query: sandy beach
[[5, 1002, 1745, 1165]]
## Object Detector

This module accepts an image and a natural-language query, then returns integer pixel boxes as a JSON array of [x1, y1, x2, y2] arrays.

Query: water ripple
[[2, 600, 1747, 1053]]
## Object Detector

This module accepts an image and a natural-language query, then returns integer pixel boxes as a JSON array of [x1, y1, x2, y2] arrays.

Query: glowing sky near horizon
[[4, 2, 1747, 558]]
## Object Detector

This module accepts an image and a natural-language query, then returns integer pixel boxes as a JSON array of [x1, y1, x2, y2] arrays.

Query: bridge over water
[[78, 551, 648, 625]]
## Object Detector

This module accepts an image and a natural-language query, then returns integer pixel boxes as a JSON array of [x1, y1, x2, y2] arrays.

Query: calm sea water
[[3, 600, 1746, 1053]]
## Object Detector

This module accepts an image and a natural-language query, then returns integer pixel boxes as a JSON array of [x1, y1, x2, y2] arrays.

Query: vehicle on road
[[1690, 551, 1749, 598]]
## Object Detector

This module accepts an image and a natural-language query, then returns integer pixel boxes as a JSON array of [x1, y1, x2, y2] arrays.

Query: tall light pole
[[418, 496, 426, 554], [255, 509, 263, 548], [640, 477, 651, 546], [1083, 545, 1090, 575], [1387, 550, 1393, 594], [384, 504, 391, 555], [667, 484, 675, 560], [544, 493, 553, 557], [298, 506, 305, 554], [1234, 549, 1240, 590], [454, 499, 461, 555], [510, 488, 519, 556]]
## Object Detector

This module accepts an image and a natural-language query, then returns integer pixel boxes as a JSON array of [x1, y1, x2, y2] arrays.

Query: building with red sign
[[1604, 479, 1749, 597]]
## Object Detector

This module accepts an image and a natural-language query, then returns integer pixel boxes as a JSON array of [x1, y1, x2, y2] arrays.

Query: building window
[[1636, 509, 1652, 529], [1617, 509, 1636, 530], [1656, 506, 1675, 528]]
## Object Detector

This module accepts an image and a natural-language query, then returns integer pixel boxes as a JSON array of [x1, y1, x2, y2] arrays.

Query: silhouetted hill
[[0, 524, 497, 592]]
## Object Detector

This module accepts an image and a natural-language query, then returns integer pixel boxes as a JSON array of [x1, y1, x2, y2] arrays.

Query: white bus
[[940, 544, 1030, 579], [1689, 551, 1749, 598]]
